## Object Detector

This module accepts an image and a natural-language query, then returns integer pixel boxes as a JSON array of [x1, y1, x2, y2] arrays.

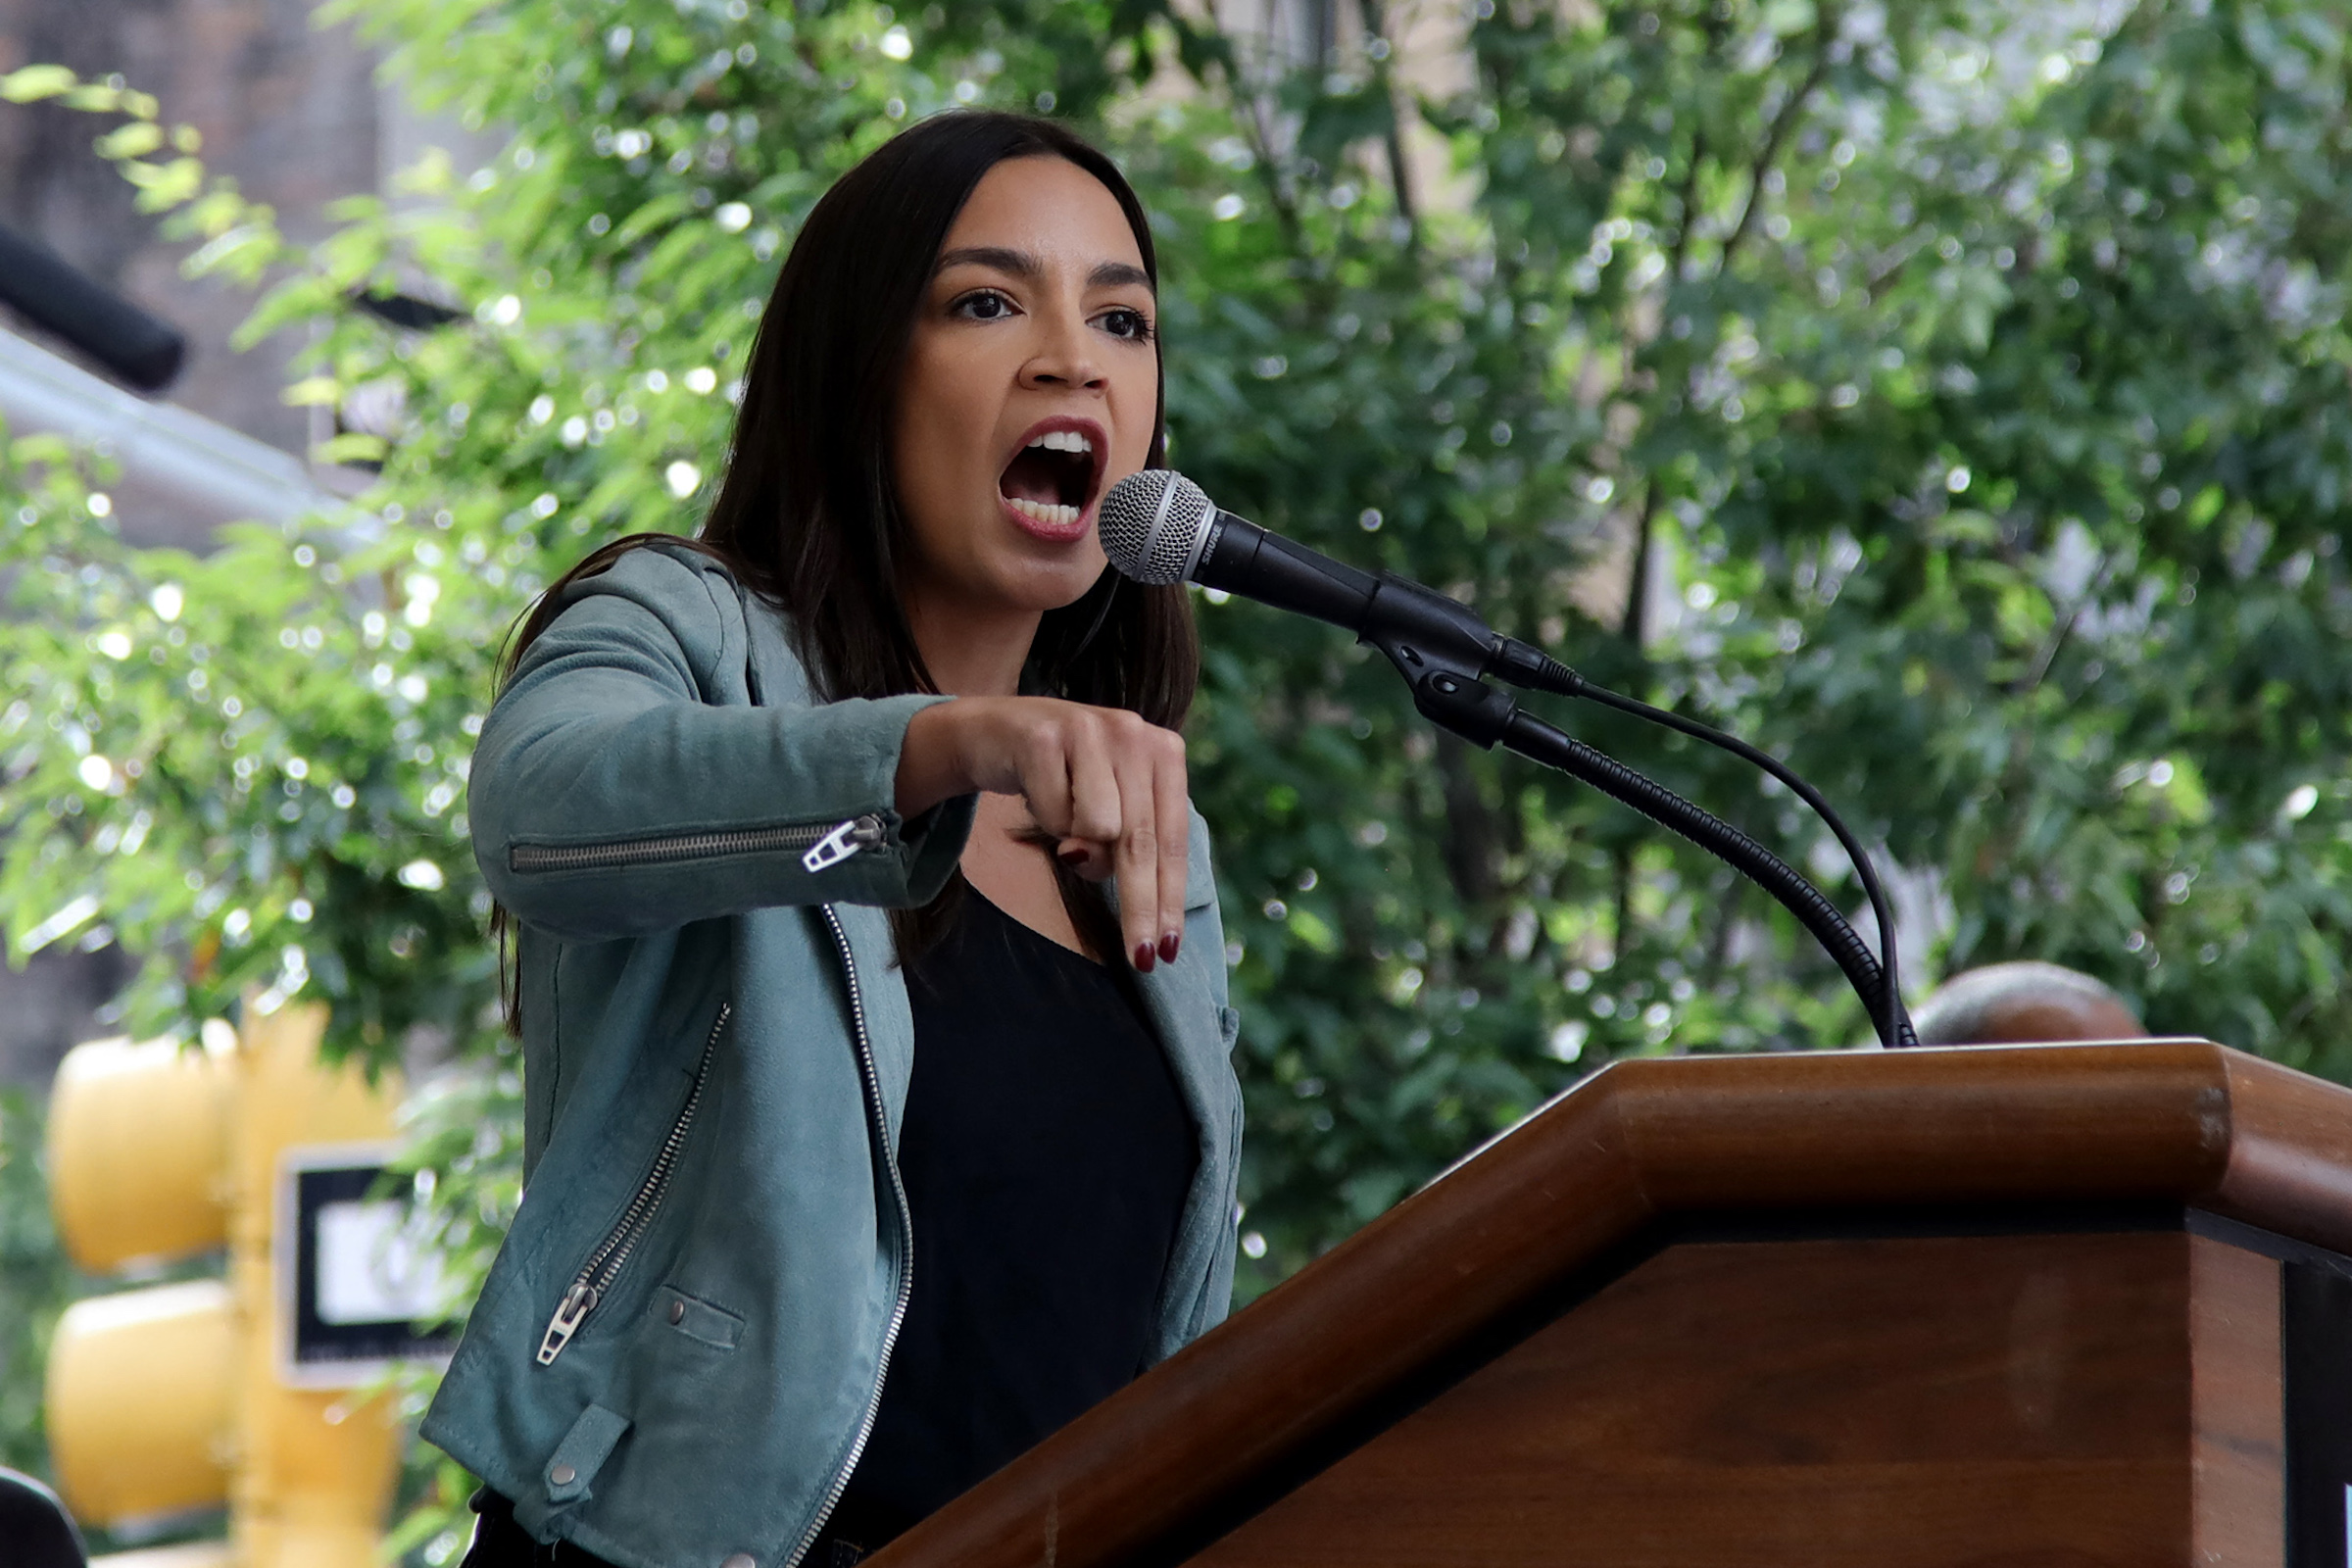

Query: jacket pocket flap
[[545, 1403, 631, 1504], [656, 1285, 745, 1350]]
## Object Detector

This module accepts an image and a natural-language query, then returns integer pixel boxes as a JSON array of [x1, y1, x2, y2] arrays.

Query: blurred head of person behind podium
[[1910, 960, 2147, 1045]]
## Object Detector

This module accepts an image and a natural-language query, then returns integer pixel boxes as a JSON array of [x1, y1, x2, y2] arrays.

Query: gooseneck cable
[[1497, 711, 1910, 1048], [1502, 655, 1914, 1050]]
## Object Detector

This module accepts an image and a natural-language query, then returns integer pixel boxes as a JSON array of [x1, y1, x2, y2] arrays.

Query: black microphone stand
[[1355, 591, 1918, 1050]]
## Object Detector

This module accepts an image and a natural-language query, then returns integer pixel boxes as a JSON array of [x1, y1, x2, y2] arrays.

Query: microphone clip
[[1356, 571, 1568, 748], [1361, 622, 1518, 749], [1410, 668, 1518, 748]]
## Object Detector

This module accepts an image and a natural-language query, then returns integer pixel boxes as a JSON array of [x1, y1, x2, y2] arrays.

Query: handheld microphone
[[1098, 469, 1573, 696]]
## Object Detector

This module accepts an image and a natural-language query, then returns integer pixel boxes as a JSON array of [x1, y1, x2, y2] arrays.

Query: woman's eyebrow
[[936, 244, 1040, 278], [1089, 261, 1152, 291], [934, 246, 1152, 292]]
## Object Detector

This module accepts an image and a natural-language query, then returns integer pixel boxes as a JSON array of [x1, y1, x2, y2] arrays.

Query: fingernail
[[1058, 848, 1089, 867], [1132, 942, 1155, 972], [1158, 933, 1180, 963]]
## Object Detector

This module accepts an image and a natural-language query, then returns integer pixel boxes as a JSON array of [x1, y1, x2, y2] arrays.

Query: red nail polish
[[1158, 933, 1180, 963], [1058, 848, 1088, 867], [1132, 942, 1155, 971]]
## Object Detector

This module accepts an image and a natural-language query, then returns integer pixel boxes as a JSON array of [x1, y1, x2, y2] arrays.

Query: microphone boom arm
[[1361, 625, 1913, 1049], [1106, 470, 1915, 1047]]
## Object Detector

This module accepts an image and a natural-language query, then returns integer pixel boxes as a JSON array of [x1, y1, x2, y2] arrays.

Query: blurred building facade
[[0, 0, 383, 484], [0, 0, 399, 1082]]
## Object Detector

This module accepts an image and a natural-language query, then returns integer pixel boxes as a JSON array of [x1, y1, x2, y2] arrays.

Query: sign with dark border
[[277, 1145, 456, 1387]]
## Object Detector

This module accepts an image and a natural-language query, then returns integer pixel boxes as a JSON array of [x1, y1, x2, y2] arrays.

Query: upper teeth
[[1028, 429, 1094, 456]]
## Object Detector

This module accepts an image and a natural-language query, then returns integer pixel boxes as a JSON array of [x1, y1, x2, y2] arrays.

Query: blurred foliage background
[[3, 0, 2352, 1556]]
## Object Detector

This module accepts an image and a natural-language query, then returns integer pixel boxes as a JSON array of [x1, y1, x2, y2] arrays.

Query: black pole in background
[[0, 220, 184, 392]]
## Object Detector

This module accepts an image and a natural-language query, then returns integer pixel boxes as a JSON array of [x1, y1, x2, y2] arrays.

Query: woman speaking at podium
[[423, 112, 1245, 1568]]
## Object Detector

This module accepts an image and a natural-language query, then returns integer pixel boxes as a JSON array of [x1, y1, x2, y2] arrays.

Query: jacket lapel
[[1109, 809, 1234, 1165]]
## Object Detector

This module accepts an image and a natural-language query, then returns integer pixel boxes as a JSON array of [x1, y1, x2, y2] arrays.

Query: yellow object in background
[[47, 1032, 232, 1271], [42, 1003, 409, 1568], [45, 1280, 235, 1523], [71, 1547, 236, 1568]]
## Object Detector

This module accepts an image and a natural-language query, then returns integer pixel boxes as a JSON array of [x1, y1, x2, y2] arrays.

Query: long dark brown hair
[[495, 112, 1198, 1019]]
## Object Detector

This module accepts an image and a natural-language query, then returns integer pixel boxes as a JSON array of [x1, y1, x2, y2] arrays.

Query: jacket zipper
[[509, 814, 886, 876], [537, 1003, 733, 1365], [784, 904, 914, 1568]]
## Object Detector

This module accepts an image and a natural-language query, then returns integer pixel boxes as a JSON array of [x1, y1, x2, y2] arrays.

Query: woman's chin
[[988, 514, 1108, 602], [1002, 555, 1112, 614]]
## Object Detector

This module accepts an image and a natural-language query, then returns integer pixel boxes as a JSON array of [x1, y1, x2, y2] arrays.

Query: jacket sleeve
[[470, 549, 974, 941]]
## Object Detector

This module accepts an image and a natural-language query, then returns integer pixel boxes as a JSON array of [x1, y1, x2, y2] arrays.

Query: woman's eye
[[1099, 308, 1154, 342], [955, 289, 1015, 320]]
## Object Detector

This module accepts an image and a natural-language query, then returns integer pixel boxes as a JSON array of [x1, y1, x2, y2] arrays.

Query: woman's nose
[[1020, 308, 1107, 392]]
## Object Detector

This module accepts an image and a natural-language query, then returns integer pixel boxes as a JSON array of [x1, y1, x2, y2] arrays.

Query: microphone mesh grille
[[1099, 469, 1211, 586]]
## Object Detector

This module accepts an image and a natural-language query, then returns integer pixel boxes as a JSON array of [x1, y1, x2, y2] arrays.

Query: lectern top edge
[[866, 1038, 2352, 1568]]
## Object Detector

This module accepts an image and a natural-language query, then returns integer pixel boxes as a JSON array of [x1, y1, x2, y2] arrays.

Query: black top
[[832, 885, 1199, 1544]]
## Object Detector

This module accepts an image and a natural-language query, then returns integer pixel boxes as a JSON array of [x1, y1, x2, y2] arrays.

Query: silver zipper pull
[[802, 814, 883, 873], [537, 1282, 599, 1365]]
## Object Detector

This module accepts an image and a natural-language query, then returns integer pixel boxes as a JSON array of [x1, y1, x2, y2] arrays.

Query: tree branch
[[1610, 845, 1637, 967], [2015, 548, 2115, 696], [1667, 130, 1708, 285], [1701, 872, 1742, 986], [1360, 0, 1420, 259], [1621, 479, 1662, 645], [1437, 733, 1501, 908], [1864, 226, 1936, 304], [1718, 21, 1838, 274], [1240, 86, 1306, 254], [1663, 9, 1732, 283]]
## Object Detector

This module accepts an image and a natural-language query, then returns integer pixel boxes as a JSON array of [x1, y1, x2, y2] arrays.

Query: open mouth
[[998, 423, 1104, 531]]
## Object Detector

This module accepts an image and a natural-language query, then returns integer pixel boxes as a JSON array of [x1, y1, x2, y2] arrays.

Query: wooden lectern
[[867, 1042, 2352, 1568]]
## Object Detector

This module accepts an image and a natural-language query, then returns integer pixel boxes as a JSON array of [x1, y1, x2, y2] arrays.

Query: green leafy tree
[[6, 0, 2352, 1551], [1156, 0, 2352, 1284], [0, 1088, 75, 1476]]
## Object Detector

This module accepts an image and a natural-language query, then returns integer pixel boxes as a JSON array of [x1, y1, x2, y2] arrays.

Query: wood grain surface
[[2191, 1236, 2284, 1564], [1186, 1231, 2281, 1568], [865, 1042, 2341, 1568]]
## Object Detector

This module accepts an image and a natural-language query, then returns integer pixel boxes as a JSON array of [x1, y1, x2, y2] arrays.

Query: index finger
[[1110, 745, 1162, 971], [1152, 731, 1189, 962]]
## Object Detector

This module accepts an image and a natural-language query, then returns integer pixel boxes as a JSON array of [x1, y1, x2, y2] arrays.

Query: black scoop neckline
[[960, 880, 1107, 969]]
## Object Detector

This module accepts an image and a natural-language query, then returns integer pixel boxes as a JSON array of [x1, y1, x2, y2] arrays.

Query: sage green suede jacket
[[419, 543, 1243, 1568]]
